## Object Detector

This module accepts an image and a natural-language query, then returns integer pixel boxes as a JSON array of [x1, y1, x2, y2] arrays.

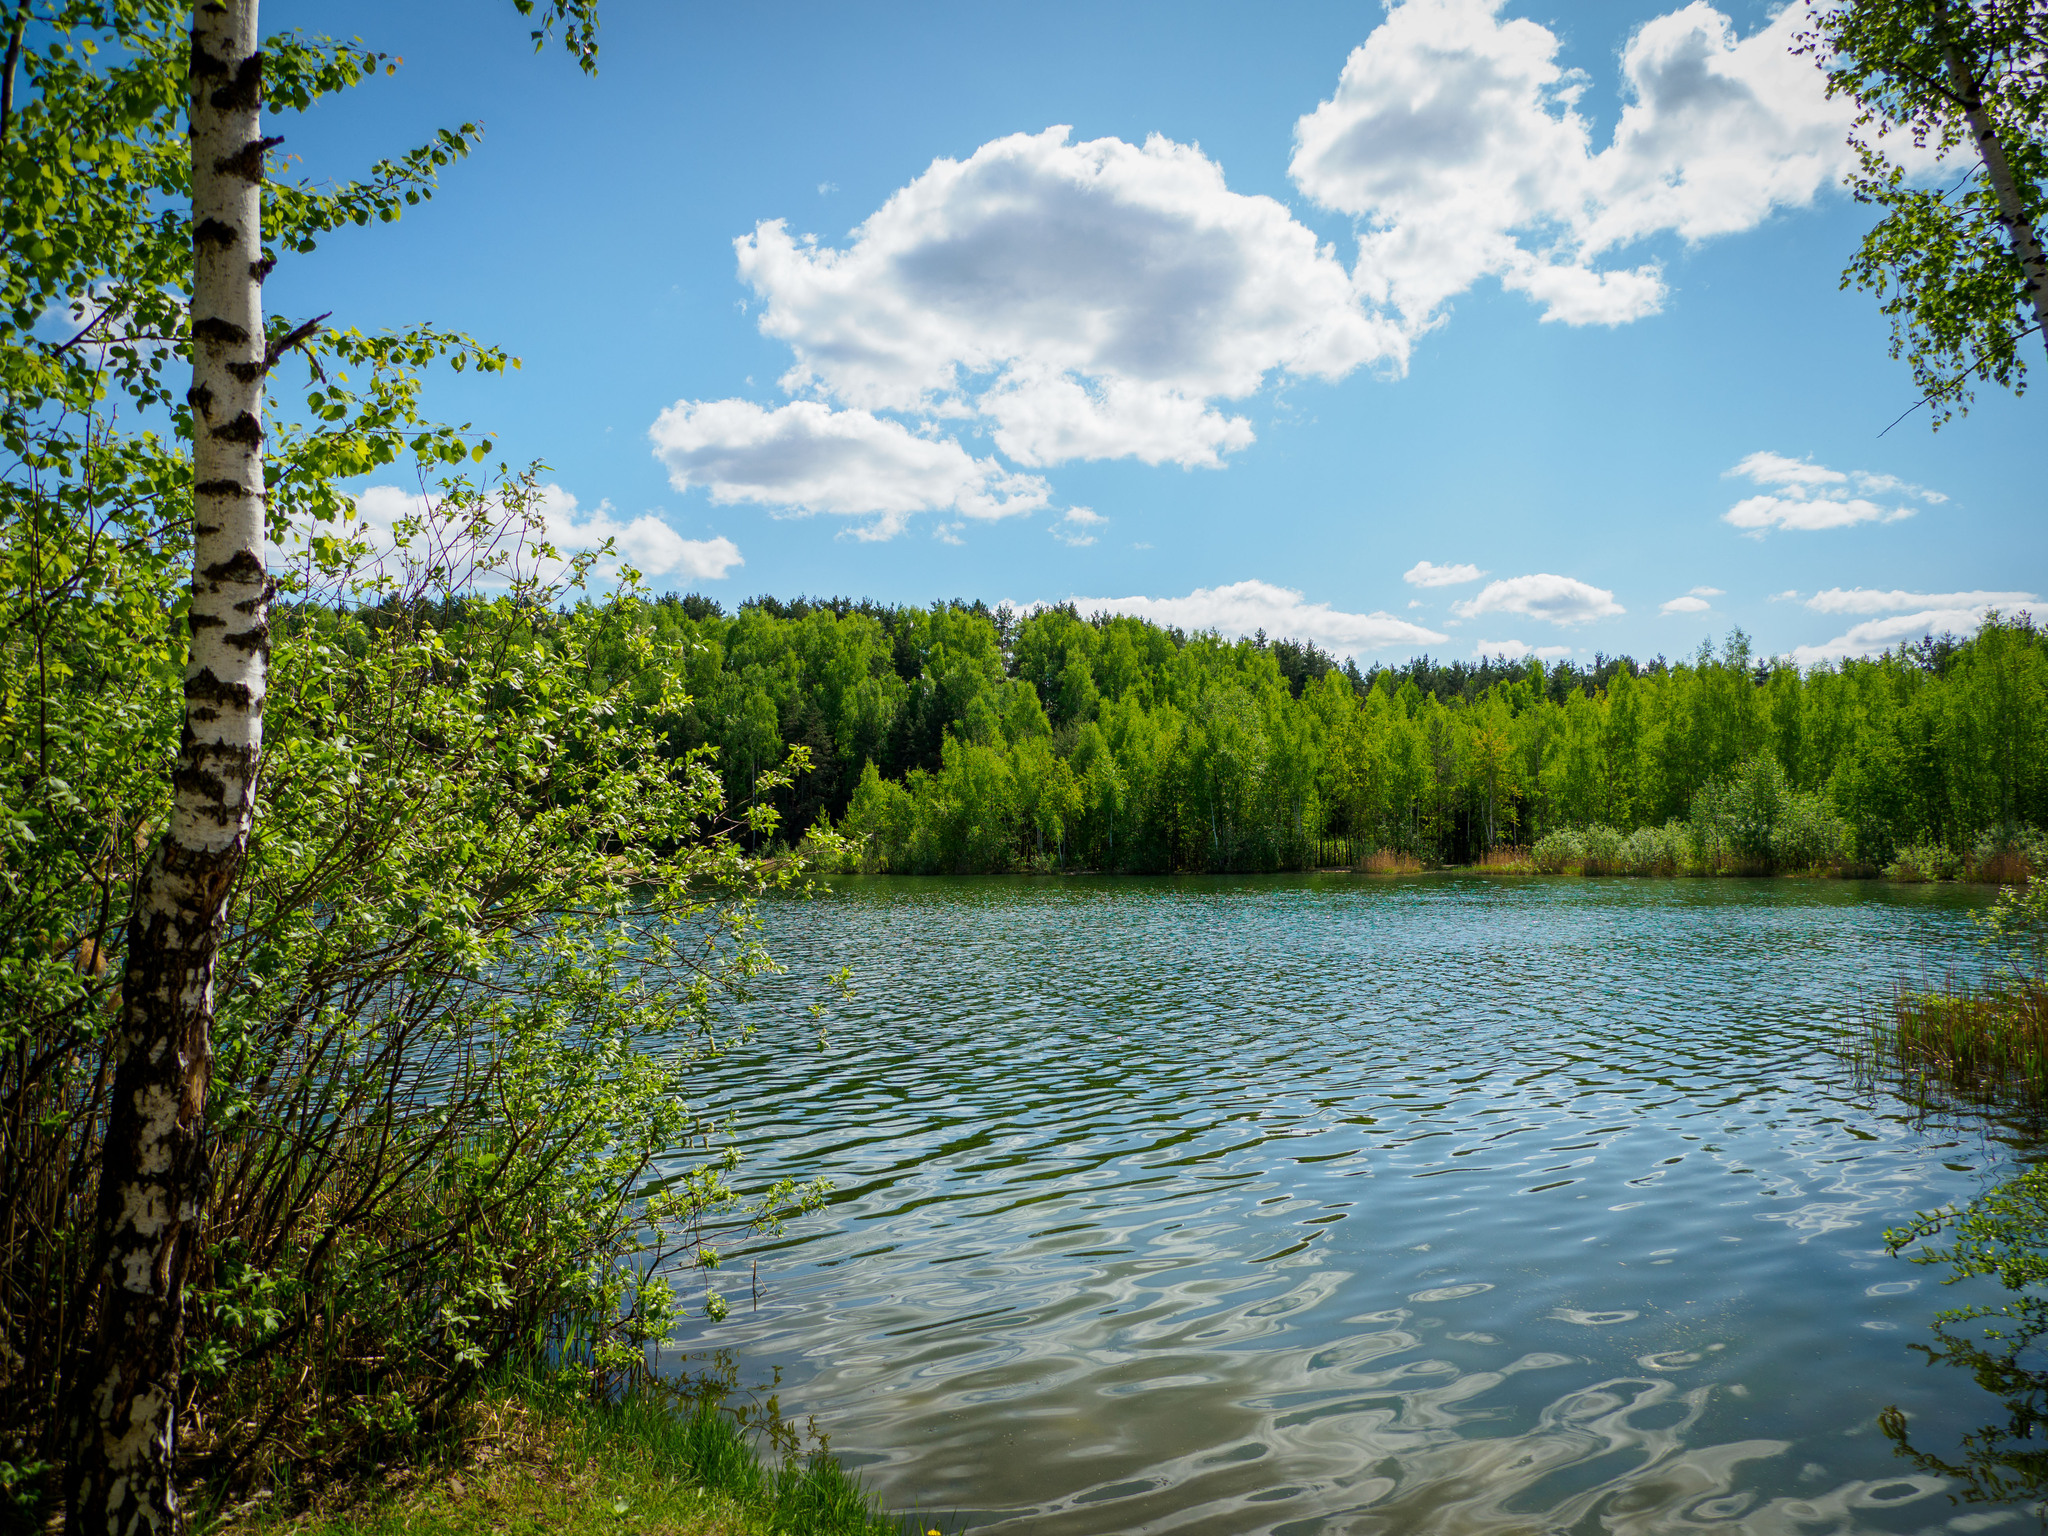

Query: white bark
[[1944, 44, 2048, 360], [68, 3, 270, 1531]]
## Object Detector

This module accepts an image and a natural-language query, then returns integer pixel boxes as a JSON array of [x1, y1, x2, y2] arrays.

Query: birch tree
[[1805, 0, 2048, 423], [28, 4, 597, 1530], [64, 6, 272, 1529]]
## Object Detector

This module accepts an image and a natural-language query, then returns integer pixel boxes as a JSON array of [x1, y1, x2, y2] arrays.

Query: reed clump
[[1358, 848, 1423, 874], [1856, 875, 2048, 1115], [1860, 975, 2048, 1115]]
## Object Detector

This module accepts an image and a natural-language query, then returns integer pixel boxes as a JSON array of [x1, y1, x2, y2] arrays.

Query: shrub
[[1772, 791, 1852, 872], [1889, 843, 1964, 881], [1580, 824, 1627, 875], [1971, 826, 2048, 885], [1533, 828, 1585, 873], [1621, 822, 1687, 876]]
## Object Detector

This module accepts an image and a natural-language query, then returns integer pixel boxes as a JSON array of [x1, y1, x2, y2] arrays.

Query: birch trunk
[[67, 3, 269, 1530], [1942, 44, 2048, 361]]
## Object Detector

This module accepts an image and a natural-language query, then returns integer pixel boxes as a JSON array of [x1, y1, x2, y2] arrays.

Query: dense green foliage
[[0, 3, 825, 1522], [564, 594, 2048, 875]]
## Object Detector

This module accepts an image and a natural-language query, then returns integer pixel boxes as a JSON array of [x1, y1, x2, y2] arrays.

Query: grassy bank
[[213, 1380, 936, 1536]]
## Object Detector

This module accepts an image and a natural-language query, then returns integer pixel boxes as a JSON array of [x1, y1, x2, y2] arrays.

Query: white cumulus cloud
[[738, 126, 1398, 472], [1054, 579, 1447, 657], [1452, 572, 1624, 625], [1291, 0, 1880, 340], [1791, 587, 2037, 664], [1722, 451, 1945, 535], [649, 398, 1049, 540], [1404, 559, 1485, 587]]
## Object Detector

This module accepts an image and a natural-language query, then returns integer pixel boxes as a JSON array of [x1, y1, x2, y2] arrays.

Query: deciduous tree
[[1806, 0, 2048, 422]]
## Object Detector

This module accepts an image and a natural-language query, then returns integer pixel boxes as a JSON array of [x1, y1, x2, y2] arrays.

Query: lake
[[665, 874, 2037, 1535]]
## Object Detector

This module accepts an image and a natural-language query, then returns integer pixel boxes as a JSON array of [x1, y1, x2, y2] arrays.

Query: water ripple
[[659, 874, 2024, 1534]]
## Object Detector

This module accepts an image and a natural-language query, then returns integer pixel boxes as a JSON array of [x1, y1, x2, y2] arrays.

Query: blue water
[[661, 874, 2035, 1534]]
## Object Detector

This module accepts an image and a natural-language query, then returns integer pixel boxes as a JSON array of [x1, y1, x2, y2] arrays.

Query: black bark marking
[[212, 412, 262, 446], [188, 612, 225, 631], [193, 479, 248, 498], [192, 317, 248, 346], [189, 38, 228, 82], [215, 133, 284, 184], [226, 360, 263, 383], [194, 216, 238, 248], [209, 50, 263, 112], [251, 255, 276, 282], [200, 548, 264, 584], [182, 670, 253, 708], [223, 623, 269, 654], [187, 383, 214, 418]]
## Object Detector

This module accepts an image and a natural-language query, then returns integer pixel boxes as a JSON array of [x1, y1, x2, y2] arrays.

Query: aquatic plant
[[1857, 878, 2048, 1115]]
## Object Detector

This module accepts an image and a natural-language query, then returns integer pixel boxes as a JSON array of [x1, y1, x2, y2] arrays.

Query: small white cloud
[[933, 521, 965, 546], [1404, 559, 1485, 588], [1791, 588, 2036, 663], [1722, 453, 1944, 536], [817, 181, 838, 195], [1726, 495, 1915, 533], [1804, 586, 2035, 615], [1731, 451, 1847, 492], [1769, 588, 1800, 601], [1660, 594, 1712, 614], [1054, 578, 1446, 657], [1452, 572, 1623, 626], [1053, 505, 1107, 547], [649, 397, 1049, 540], [1690, 585, 1724, 597], [1473, 638, 1573, 661]]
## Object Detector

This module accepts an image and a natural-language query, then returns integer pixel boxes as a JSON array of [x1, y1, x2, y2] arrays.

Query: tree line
[[552, 595, 2048, 876]]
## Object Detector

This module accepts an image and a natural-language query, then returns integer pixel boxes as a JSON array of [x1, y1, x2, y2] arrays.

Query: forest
[[537, 594, 2048, 877]]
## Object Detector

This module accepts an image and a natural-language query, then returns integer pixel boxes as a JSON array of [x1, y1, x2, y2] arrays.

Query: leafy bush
[[1771, 791, 1852, 871], [1580, 824, 1626, 874], [1689, 756, 1850, 873], [1628, 822, 1688, 875], [1532, 828, 1584, 873], [2, 487, 833, 1510], [1972, 825, 2048, 884], [1889, 843, 1964, 881]]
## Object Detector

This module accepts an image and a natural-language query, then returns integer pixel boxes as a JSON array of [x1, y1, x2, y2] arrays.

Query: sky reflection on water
[[659, 875, 2036, 1534]]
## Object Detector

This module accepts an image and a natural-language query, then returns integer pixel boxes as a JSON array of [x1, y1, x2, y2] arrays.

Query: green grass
[[212, 1379, 948, 1536]]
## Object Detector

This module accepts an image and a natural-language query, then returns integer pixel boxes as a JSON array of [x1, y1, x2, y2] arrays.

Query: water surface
[[666, 875, 2034, 1534]]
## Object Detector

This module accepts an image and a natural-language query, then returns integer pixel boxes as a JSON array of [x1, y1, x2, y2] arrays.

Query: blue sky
[[267, 0, 2041, 667]]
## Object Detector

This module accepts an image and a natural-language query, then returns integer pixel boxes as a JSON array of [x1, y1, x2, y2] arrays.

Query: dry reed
[[1357, 849, 1423, 874]]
